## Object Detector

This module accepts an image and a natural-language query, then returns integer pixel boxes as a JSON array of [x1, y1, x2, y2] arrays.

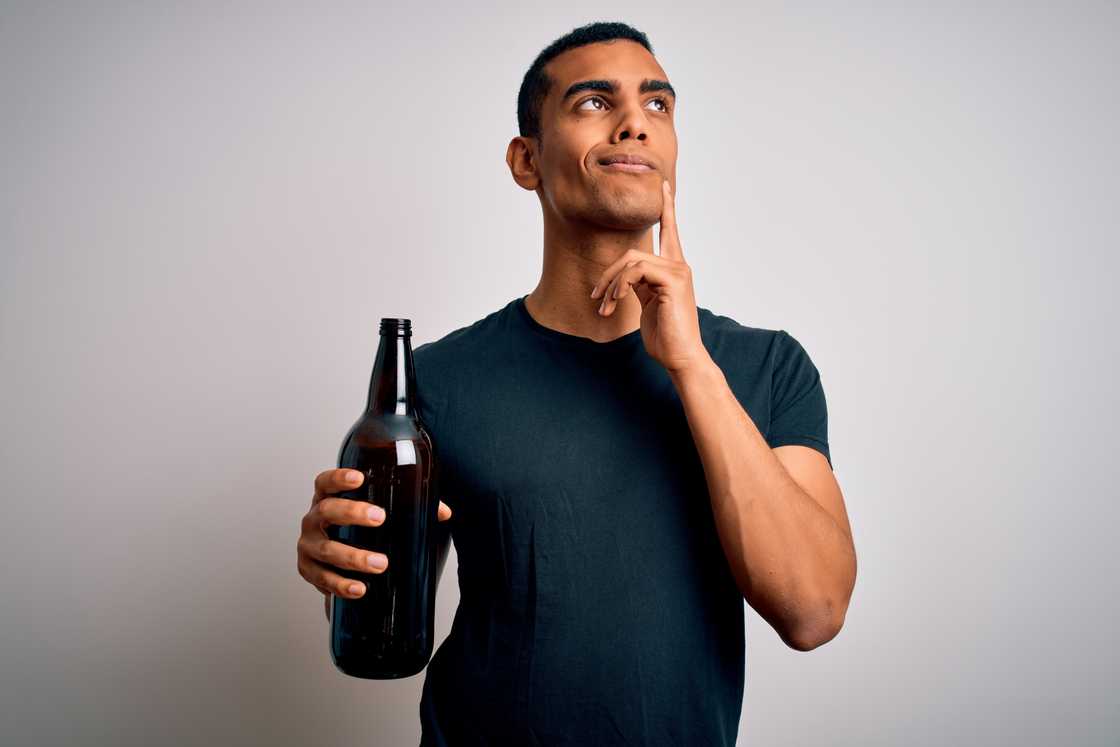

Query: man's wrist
[[667, 351, 722, 391]]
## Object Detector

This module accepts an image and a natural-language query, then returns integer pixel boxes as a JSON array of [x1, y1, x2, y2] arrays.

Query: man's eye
[[577, 96, 671, 113]]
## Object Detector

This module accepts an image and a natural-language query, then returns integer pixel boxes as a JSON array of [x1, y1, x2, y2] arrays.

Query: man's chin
[[590, 207, 660, 231], [577, 182, 660, 227]]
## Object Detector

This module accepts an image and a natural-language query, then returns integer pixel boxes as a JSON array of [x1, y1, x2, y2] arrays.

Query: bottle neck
[[365, 331, 416, 416]]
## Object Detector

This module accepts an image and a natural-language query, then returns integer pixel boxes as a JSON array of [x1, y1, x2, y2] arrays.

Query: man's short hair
[[516, 21, 654, 148]]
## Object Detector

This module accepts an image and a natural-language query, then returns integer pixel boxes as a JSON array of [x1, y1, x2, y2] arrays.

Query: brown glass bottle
[[328, 317, 439, 679]]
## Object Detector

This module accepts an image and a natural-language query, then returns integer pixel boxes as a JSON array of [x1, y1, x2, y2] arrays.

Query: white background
[[1, 2, 1116, 745]]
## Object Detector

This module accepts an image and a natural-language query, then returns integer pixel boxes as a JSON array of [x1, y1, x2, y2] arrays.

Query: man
[[297, 21, 857, 745]]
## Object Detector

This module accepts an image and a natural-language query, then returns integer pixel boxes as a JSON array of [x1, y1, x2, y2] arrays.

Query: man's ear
[[506, 137, 541, 191]]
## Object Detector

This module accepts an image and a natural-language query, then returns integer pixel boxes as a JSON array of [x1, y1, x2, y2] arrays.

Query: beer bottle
[[328, 317, 440, 678]]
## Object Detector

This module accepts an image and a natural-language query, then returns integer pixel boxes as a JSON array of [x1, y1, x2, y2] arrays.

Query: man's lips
[[599, 161, 655, 173]]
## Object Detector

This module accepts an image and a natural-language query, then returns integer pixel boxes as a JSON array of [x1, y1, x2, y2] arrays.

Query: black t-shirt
[[413, 295, 831, 746]]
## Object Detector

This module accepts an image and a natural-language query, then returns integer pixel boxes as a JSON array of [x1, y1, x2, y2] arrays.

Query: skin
[[507, 39, 679, 344], [298, 39, 856, 646], [510, 39, 856, 649], [297, 39, 671, 614], [297, 470, 451, 617]]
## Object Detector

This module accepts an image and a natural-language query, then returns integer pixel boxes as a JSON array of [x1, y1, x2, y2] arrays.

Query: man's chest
[[435, 361, 699, 502]]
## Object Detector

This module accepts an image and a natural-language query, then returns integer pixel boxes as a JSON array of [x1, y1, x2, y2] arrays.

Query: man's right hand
[[297, 468, 453, 619]]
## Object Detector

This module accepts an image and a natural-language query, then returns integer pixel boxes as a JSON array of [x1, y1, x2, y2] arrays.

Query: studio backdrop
[[1, 3, 1116, 746]]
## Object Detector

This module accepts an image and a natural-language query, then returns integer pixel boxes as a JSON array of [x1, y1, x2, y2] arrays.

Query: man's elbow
[[784, 604, 848, 652], [785, 621, 842, 652]]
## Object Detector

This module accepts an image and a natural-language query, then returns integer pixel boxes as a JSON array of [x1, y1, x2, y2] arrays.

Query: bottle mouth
[[380, 318, 412, 336]]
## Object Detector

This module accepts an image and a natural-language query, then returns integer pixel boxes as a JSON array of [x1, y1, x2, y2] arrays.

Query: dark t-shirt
[[413, 295, 831, 746]]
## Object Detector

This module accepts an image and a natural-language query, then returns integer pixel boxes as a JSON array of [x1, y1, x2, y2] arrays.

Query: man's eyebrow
[[561, 78, 677, 103]]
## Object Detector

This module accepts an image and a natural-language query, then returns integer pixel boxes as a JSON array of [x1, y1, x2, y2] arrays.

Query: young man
[[298, 21, 856, 745]]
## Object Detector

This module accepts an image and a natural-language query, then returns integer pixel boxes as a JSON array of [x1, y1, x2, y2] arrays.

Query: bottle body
[[328, 318, 439, 679]]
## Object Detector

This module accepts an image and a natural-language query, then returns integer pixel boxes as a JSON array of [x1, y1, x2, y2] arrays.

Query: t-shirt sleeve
[[766, 330, 833, 470], [412, 341, 443, 435]]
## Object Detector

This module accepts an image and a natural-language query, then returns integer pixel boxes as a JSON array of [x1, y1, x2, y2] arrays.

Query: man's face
[[534, 40, 677, 231]]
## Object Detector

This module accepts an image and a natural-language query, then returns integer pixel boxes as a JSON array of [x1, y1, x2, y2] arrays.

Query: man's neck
[[524, 230, 655, 343]]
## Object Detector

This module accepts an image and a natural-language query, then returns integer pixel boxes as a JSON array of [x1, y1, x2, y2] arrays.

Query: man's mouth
[[599, 162, 654, 173]]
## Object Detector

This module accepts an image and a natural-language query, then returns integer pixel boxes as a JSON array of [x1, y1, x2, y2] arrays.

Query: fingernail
[[590, 285, 598, 298], [348, 583, 364, 596], [347, 470, 362, 483], [598, 300, 605, 315], [367, 554, 387, 570], [368, 505, 385, 522]]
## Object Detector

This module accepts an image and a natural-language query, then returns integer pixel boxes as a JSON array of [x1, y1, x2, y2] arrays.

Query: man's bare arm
[[669, 356, 856, 650]]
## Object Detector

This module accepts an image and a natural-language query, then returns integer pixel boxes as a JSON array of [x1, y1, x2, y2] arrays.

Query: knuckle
[[309, 498, 327, 521], [336, 498, 372, 527], [312, 565, 333, 588], [298, 534, 321, 560], [351, 547, 371, 571], [351, 501, 372, 524], [317, 497, 341, 523], [298, 560, 323, 592], [301, 567, 319, 589], [300, 510, 317, 533]]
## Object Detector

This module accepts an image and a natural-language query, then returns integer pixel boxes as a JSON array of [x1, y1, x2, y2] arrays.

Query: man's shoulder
[[699, 307, 826, 395], [698, 305, 782, 353]]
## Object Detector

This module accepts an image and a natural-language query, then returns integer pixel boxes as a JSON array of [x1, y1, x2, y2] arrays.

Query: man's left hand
[[590, 179, 709, 374]]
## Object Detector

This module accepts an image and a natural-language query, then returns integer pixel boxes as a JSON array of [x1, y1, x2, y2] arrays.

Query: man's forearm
[[668, 353, 854, 648]]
